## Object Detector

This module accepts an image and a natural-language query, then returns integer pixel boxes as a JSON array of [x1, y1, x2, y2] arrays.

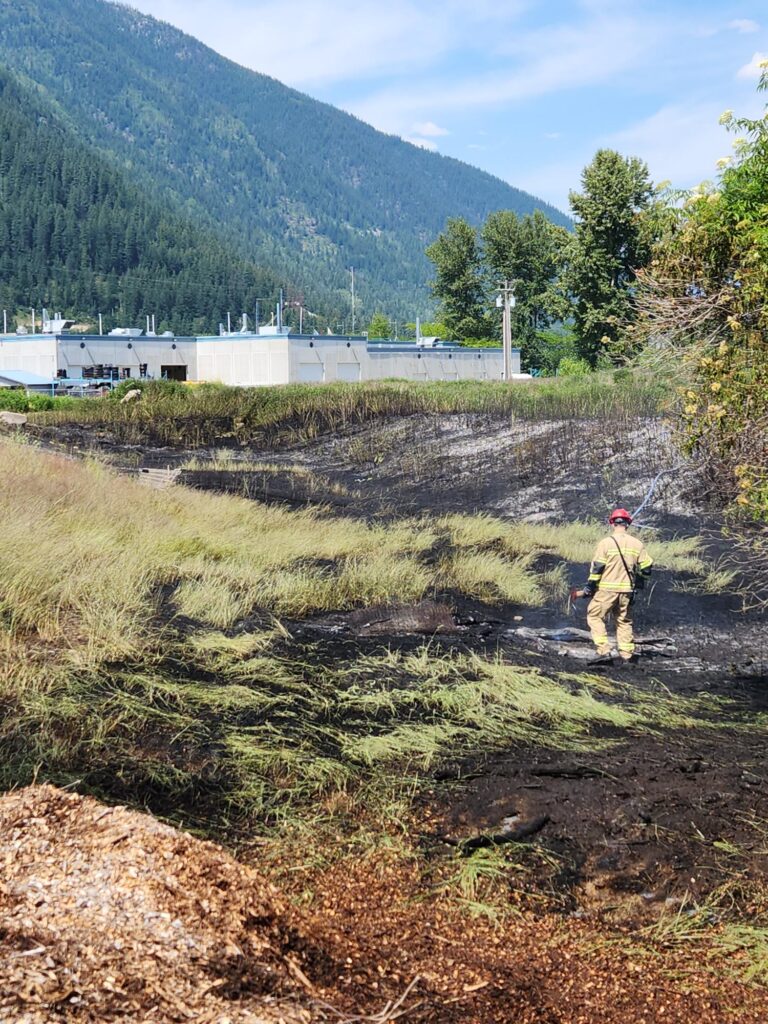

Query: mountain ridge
[[0, 66, 284, 333], [0, 0, 568, 320]]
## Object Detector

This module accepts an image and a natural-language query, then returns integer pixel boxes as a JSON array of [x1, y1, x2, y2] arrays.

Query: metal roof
[[0, 370, 57, 386], [366, 343, 507, 354]]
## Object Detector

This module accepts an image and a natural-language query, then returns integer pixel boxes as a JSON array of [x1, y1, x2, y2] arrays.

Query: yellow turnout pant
[[586, 591, 634, 659]]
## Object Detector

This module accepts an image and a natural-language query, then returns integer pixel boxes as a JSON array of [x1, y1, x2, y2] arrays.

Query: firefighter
[[572, 508, 653, 664]]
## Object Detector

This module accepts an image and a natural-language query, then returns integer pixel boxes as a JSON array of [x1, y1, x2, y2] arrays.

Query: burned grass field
[[3, 383, 768, 1022]]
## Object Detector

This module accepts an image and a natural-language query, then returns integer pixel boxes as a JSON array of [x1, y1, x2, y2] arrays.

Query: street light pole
[[497, 280, 516, 380], [349, 267, 356, 334]]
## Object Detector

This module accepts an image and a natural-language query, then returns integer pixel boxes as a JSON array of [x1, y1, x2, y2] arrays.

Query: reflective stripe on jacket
[[587, 532, 653, 592]]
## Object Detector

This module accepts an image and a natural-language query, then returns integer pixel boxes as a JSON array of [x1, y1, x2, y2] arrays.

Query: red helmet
[[609, 508, 633, 524]]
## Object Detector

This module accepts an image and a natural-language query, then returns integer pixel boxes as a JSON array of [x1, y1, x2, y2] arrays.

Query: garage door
[[298, 362, 324, 382], [337, 362, 361, 382]]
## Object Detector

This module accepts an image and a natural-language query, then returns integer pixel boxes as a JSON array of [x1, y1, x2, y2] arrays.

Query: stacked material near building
[[0, 325, 521, 386]]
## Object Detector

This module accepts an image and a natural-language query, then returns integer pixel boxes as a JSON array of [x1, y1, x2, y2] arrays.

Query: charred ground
[[5, 397, 767, 1021]]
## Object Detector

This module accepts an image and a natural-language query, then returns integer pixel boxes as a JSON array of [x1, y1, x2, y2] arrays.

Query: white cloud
[[127, 0, 525, 87], [543, 132, 561, 140], [737, 51, 768, 79], [347, 10, 661, 134], [411, 121, 449, 137], [128, 0, 448, 85], [515, 100, 741, 212], [402, 136, 438, 151], [729, 19, 760, 34], [606, 102, 733, 188]]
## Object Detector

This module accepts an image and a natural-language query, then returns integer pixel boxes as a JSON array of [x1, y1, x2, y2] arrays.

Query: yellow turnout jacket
[[587, 532, 653, 593]]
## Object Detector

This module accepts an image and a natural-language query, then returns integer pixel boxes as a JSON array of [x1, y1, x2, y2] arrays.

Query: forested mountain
[[0, 0, 569, 321], [0, 69, 283, 334]]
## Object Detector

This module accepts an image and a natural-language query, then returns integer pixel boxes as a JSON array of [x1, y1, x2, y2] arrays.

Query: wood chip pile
[[0, 786, 324, 1023], [3, 785, 768, 1024]]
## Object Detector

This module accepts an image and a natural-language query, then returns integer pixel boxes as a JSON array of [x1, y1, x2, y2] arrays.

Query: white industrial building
[[0, 323, 521, 387]]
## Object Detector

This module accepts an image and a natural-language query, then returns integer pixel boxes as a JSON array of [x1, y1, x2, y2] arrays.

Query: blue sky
[[127, 0, 767, 212]]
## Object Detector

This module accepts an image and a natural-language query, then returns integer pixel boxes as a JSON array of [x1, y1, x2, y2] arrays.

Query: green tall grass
[[31, 375, 671, 447], [0, 438, 725, 832]]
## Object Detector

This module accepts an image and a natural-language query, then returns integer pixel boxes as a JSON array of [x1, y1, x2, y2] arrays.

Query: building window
[[161, 365, 187, 381]]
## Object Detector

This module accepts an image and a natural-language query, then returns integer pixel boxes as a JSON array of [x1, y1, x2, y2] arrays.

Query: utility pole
[[497, 280, 516, 381], [349, 267, 355, 334]]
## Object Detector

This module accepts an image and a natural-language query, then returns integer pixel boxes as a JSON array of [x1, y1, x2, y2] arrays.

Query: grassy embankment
[[31, 373, 670, 446], [0, 436, 724, 832]]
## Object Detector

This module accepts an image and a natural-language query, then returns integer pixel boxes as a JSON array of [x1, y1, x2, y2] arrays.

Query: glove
[[570, 588, 590, 600]]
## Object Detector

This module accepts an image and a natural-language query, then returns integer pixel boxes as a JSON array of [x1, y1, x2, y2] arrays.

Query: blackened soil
[[30, 412, 692, 521], [31, 410, 768, 921], [267, 601, 768, 921], [422, 725, 768, 916]]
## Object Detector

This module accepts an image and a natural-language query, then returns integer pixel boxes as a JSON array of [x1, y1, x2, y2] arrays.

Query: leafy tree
[[403, 320, 449, 338], [425, 218, 490, 339], [531, 327, 581, 375], [567, 150, 656, 364], [638, 70, 768, 521], [557, 356, 592, 378], [366, 312, 391, 338], [482, 209, 570, 367]]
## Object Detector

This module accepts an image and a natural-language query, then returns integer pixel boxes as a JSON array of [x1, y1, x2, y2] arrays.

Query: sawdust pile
[[0, 786, 327, 1023]]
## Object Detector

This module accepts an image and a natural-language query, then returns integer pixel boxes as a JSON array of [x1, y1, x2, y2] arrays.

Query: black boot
[[587, 653, 614, 667]]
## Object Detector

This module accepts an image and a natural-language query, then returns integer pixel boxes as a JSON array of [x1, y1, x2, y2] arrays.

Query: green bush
[[110, 378, 189, 401], [0, 391, 84, 413], [0, 389, 29, 412], [50, 396, 81, 411], [26, 394, 57, 411], [557, 357, 592, 378], [528, 328, 580, 376]]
